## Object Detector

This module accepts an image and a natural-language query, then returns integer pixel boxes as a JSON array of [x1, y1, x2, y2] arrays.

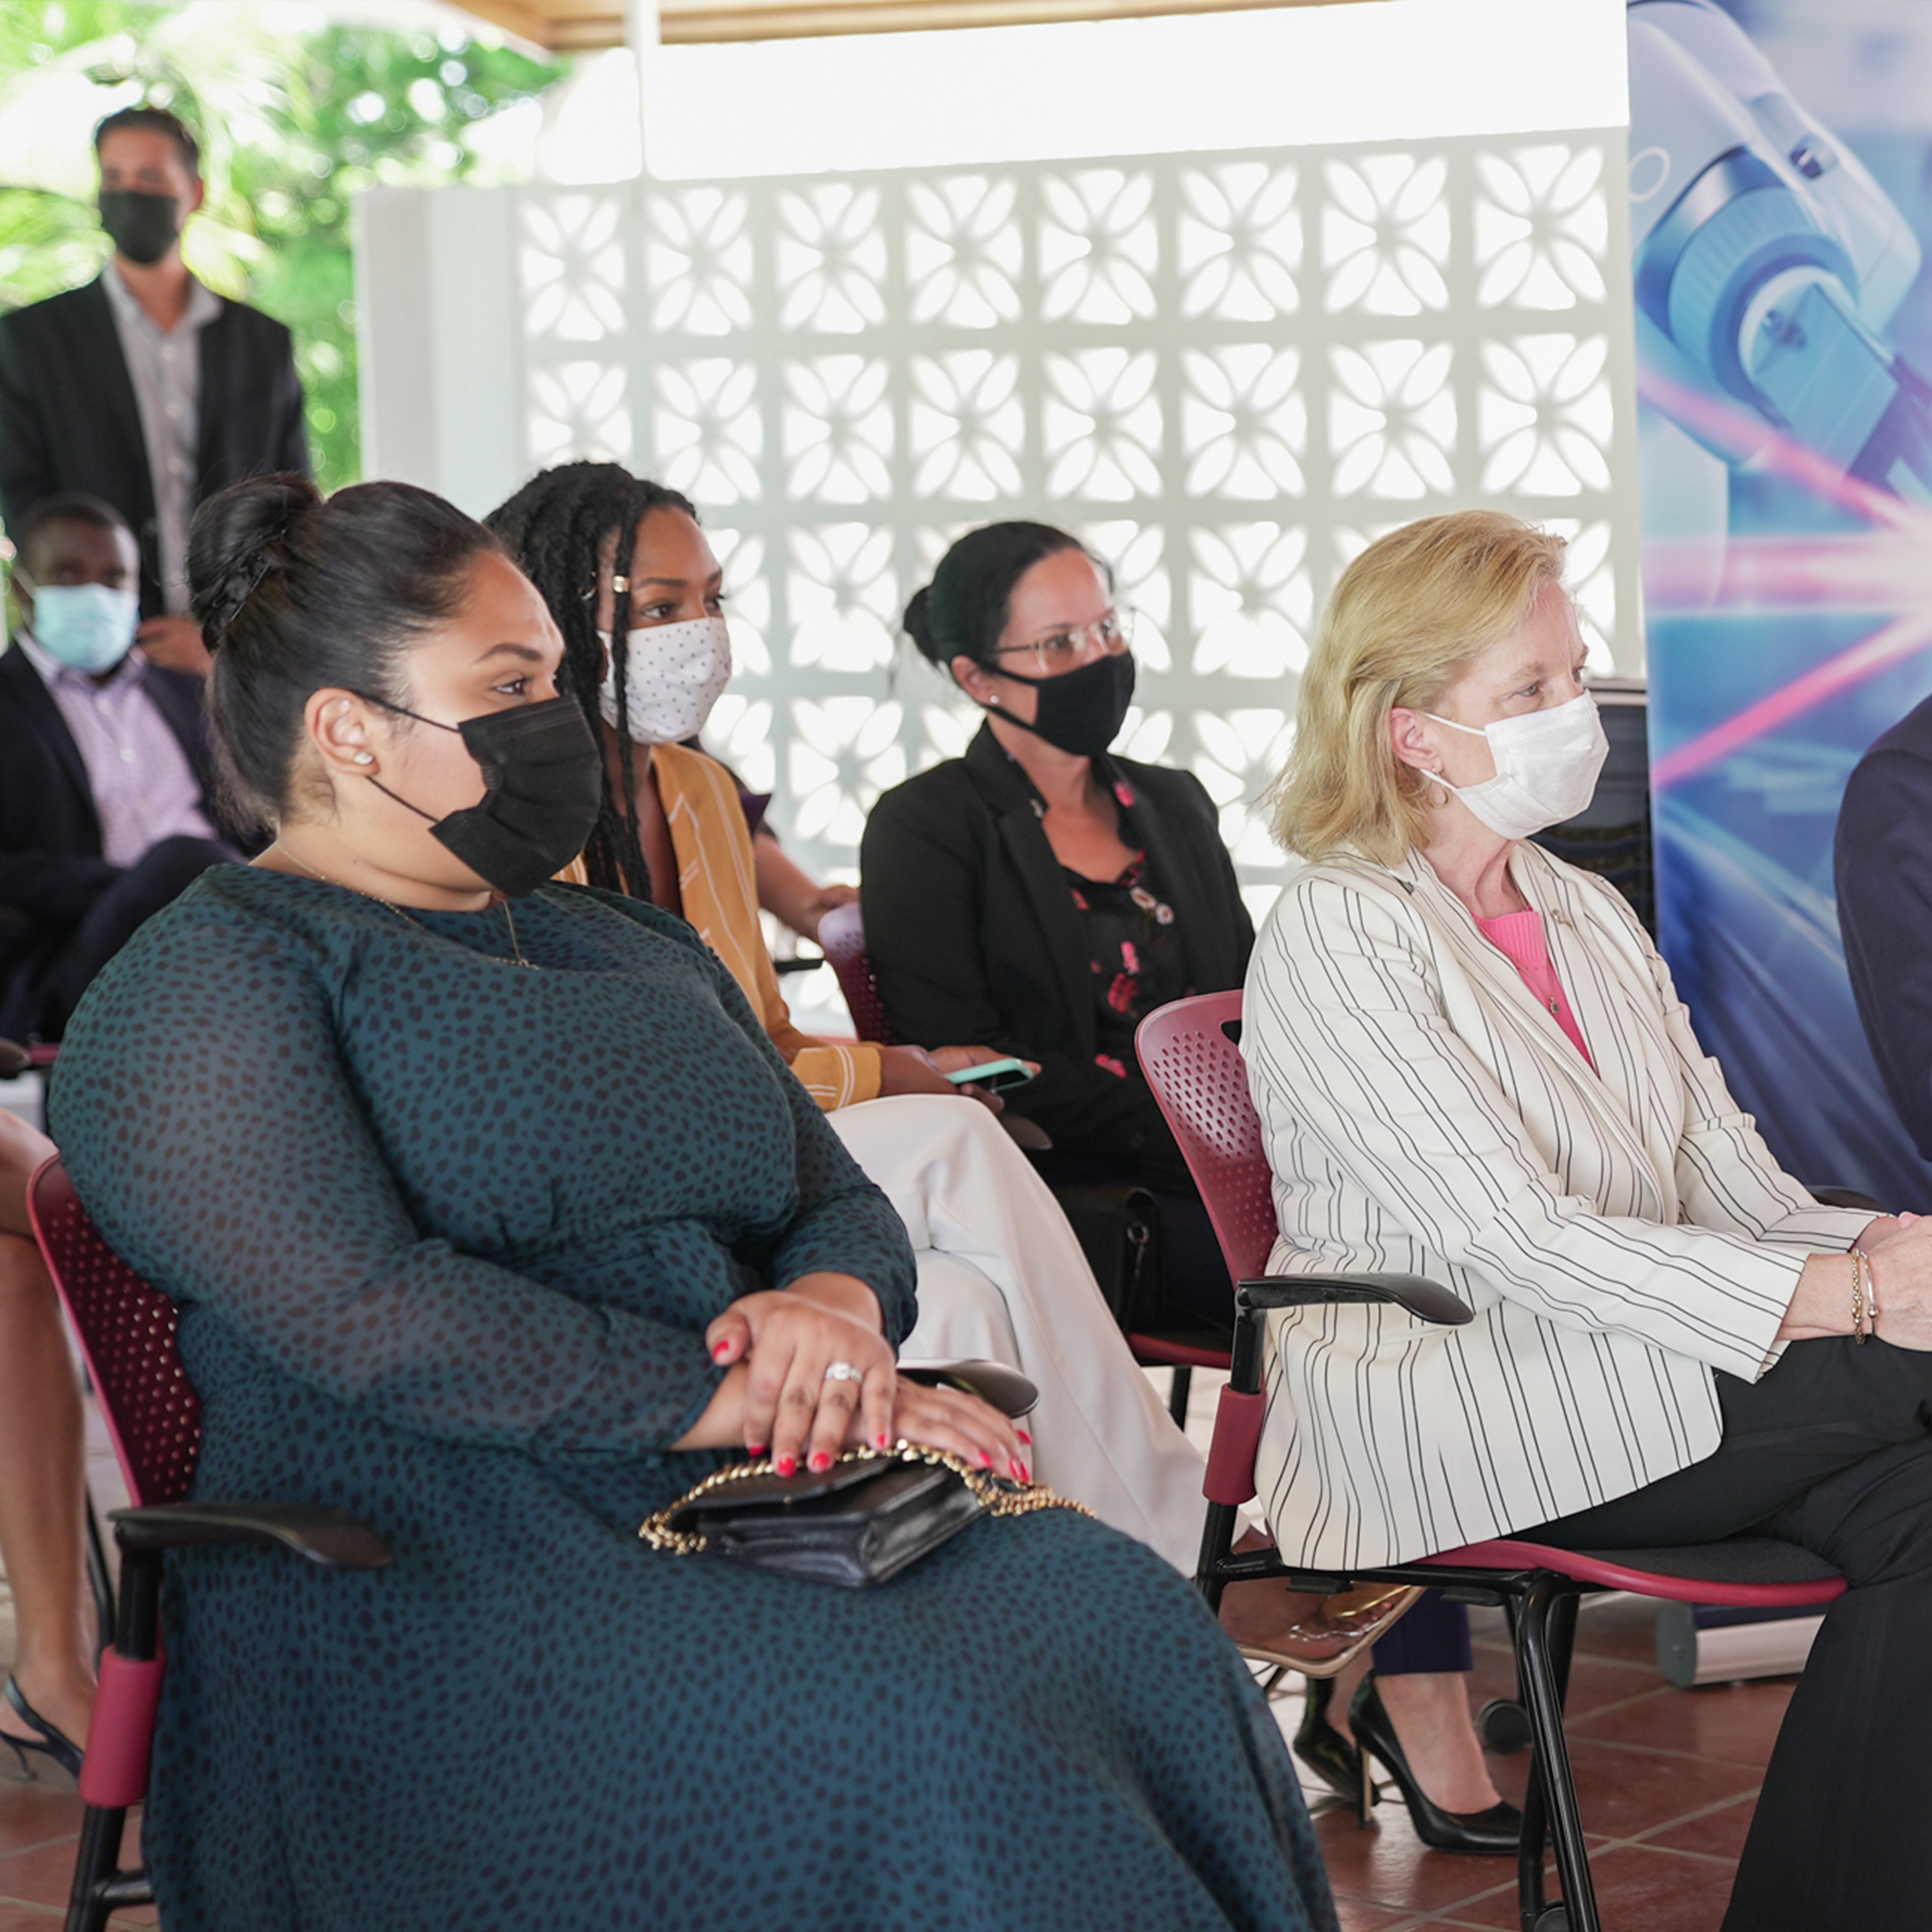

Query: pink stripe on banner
[[1652, 612, 1932, 790], [1636, 368, 1908, 530]]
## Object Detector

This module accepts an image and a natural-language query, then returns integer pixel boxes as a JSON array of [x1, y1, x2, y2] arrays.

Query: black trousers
[[1525, 1334, 1932, 1932], [39, 835, 236, 1037]]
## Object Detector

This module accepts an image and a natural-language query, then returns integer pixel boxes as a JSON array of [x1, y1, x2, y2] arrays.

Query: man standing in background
[[0, 103, 308, 673]]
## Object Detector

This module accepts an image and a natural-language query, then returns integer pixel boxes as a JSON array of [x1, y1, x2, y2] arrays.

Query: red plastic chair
[[818, 906, 1232, 1420], [28, 1157, 391, 1932], [1135, 992, 1845, 1932], [816, 902, 895, 1045]]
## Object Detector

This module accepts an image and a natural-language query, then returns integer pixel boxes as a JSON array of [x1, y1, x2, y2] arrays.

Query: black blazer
[[0, 276, 308, 616], [1837, 693, 1932, 1158], [861, 723, 1254, 1188], [0, 644, 221, 1037]]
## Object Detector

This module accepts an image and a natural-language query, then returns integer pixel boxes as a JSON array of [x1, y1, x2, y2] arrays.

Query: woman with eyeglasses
[[863, 523, 1250, 1277], [862, 519, 1516, 1852]]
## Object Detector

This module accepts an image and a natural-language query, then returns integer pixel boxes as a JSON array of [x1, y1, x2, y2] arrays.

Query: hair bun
[[902, 584, 940, 663], [187, 473, 322, 651]]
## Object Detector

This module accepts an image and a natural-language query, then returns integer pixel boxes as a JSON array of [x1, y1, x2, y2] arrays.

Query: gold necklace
[[274, 846, 535, 969]]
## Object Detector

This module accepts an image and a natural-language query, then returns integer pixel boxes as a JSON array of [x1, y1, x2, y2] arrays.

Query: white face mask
[[1422, 692, 1609, 842], [596, 615, 732, 745]]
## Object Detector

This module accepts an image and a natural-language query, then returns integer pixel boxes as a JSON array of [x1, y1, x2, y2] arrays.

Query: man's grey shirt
[[100, 264, 221, 614]]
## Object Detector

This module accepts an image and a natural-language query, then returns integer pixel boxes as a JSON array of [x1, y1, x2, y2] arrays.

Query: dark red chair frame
[[1136, 992, 1846, 1932], [28, 1157, 391, 1932]]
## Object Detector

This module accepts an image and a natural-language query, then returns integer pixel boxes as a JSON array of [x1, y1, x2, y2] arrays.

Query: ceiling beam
[[446, 0, 1377, 50]]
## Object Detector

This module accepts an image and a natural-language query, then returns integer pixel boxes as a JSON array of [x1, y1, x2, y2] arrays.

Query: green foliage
[[0, 3, 566, 491]]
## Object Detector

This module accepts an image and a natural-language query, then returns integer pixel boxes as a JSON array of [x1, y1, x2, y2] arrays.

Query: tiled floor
[[0, 1373, 1790, 1930]]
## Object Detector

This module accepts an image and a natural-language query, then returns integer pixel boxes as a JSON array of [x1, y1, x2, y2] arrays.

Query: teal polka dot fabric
[[52, 867, 1335, 1931]]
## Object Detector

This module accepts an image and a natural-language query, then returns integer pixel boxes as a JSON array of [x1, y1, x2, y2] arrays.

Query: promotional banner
[[1632, 0, 1932, 1201]]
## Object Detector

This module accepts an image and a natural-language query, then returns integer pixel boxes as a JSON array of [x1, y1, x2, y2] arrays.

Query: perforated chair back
[[1135, 991, 1277, 1281], [816, 903, 896, 1045], [28, 1157, 201, 1509]]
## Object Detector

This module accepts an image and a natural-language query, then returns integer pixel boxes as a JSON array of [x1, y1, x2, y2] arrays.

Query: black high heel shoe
[[1349, 1678, 1519, 1856], [1291, 1674, 1363, 1803], [1, 1675, 84, 1780]]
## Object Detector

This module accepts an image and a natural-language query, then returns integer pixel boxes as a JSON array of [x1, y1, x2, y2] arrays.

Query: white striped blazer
[[1244, 841, 1870, 1570]]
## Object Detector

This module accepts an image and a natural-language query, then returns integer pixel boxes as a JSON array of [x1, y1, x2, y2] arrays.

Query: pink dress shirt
[[1475, 907, 1595, 1071]]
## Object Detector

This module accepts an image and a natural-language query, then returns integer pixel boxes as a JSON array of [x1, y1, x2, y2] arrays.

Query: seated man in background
[[0, 493, 238, 1042], [1837, 693, 1932, 1158]]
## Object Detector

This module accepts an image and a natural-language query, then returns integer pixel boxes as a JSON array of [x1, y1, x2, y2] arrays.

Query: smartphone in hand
[[945, 1057, 1035, 1094]]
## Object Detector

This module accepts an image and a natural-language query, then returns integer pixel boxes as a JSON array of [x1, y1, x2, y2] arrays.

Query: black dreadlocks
[[485, 462, 698, 901]]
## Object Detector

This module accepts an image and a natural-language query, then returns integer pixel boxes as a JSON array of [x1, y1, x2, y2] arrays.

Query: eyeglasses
[[989, 608, 1134, 678]]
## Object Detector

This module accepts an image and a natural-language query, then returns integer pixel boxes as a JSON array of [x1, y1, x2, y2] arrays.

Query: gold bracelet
[[1851, 1250, 1867, 1346]]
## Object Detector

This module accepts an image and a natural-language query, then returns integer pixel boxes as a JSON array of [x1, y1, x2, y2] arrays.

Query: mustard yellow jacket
[[564, 742, 882, 1112]]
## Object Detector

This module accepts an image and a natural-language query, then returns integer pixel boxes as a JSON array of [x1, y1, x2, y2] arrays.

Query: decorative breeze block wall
[[492, 130, 1640, 907]]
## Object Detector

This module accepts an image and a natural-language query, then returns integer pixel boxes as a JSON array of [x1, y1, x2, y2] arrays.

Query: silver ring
[[822, 1360, 865, 1385]]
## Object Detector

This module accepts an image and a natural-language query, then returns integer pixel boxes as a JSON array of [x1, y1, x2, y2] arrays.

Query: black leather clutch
[[639, 1358, 1074, 1587], [659, 1452, 985, 1588]]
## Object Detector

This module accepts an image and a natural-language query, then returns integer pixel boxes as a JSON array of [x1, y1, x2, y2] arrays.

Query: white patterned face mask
[[596, 615, 733, 745], [1422, 692, 1609, 842]]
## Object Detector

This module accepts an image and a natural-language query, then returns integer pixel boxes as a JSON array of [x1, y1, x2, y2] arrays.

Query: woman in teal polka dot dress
[[50, 473, 1337, 1932]]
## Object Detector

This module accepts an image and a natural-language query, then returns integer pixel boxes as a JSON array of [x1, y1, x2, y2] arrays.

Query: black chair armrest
[[1807, 1185, 1884, 1215], [901, 1360, 1038, 1418], [1238, 1273, 1473, 1326], [111, 1502, 393, 1569]]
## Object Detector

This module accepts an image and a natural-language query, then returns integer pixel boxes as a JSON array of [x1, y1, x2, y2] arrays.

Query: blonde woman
[[1248, 508, 1932, 1930]]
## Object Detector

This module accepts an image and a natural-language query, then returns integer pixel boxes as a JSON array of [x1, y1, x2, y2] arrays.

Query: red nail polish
[[712, 1342, 730, 1361], [874, 1432, 890, 1450], [749, 1442, 767, 1456], [1008, 1458, 1024, 1481], [1015, 1428, 1032, 1445], [809, 1451, 831, 1472], [775, 1454, 796, 1477], [978, 1450, 993, 1468]]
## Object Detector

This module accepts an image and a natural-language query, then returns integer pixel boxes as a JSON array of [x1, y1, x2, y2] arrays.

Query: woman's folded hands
[[678, 1272, 1030, 1482]]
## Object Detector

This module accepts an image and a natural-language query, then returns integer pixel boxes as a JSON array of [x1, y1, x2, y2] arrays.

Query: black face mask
[[358, 694, 603, 898], [989, 650, 1136, 759], [98, 189, 182, 266]]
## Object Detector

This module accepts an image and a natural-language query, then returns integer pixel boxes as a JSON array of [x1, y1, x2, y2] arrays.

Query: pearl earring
[[353, 752, 374, 766]]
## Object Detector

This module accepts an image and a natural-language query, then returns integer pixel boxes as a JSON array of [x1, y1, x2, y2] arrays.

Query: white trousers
[[827, 1094, 1207, 1573]]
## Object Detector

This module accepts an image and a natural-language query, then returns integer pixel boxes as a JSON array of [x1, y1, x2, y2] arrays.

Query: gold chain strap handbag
[[641, 1439, 1092, 1588], [640, 1360, 1089, 1589]]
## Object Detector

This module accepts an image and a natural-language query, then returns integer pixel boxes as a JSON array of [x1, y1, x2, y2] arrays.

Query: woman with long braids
[[486, 460, 1273, 1584], [488, 464, 971, 1108]]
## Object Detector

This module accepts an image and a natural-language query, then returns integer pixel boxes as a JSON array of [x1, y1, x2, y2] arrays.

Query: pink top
[[1475, 909, 1595, 1072]]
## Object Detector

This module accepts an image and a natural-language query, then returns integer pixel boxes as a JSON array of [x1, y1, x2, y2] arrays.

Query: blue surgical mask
[[28, 582, 140, 676]]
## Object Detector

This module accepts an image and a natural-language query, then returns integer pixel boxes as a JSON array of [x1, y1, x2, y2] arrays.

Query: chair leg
[[1193, 1499, 1243, 1613], [1167, 1364, 1193, 1428], [1513, 1574, 1598, 1932], [63, 1805, 152, 1932]]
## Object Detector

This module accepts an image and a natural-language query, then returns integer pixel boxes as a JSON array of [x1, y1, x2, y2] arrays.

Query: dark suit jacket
[[0, 275, 308, 615], [861, 723, 1254, 1188], [0, 644, 220, 1038], [1836, 693, 1932, 1159]]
